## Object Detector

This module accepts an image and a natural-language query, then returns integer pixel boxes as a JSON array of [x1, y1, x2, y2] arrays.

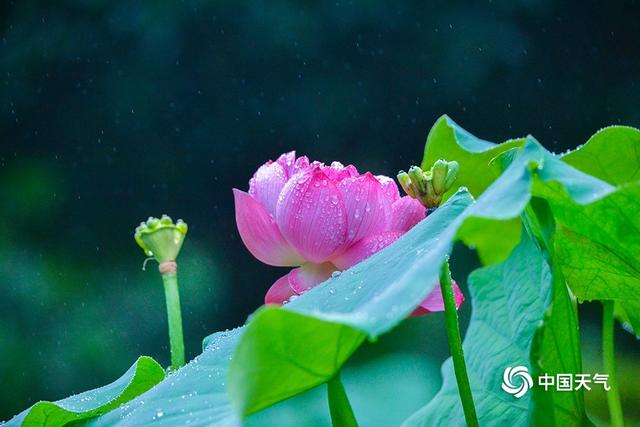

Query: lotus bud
[[398, 159, 460, 209], [408, 166, 427, 194], [424, 180, 441, 207], [397, 170, 416, 198], [431, 159, 449, 195], [444, 160, 459, 190]]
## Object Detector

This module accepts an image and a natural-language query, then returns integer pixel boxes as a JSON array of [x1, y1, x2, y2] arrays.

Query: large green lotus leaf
[[521, 197, 590, 426], [84, 329, 243, 427], [229, 308, 366, 416], [404, 196, 594, 427], [90, 316, 439, 427], [421, 116, 525, 264], [534, 144, 614, 204], [614, 299, 640, 336], [560, 126, 640, 185], [246, 317, 444, 427], [228, 138, 618, 418], [529, 258, 589, 426], [424, 119, 640, 332], [404, 130, 634, 427], [4, 356, 165, 427], [545, 183, 640, 301], [424, 119, 639, 332], [402, 231, 552, 426], [536, 181, 640, 336], [443, 128, 613, 266], [557, 125, 640, 335]]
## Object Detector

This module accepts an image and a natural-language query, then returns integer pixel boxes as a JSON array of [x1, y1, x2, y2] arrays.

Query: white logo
[[502, 366, 533, 398]]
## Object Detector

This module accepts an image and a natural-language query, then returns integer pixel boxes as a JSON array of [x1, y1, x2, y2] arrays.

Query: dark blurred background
[[1, 0, 639, 423]]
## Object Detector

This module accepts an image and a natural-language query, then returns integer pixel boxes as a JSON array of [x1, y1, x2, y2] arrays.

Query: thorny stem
[[602, 300, 624, 427], [440, 258, 479, 427]]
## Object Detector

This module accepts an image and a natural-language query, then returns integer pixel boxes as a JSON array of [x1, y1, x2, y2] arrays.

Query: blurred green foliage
[[1, 0, 639, 422]]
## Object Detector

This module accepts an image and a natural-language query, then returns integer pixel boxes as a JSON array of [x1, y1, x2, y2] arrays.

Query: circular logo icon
[[501, 366, 533, 398]]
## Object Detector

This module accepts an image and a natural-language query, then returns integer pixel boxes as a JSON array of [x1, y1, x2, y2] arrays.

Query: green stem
[[602, 300, 624, 427], [440, 259, 479, 427], [162, 272, 185, 370], [327, 371, 358, 427]]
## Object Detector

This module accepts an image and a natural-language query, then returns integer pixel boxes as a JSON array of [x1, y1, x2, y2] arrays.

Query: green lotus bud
[[397, 171, 415, 198], [431, 159, 448, 195], [408, 166, 427, 194], [398, 159, 460, 209], [135, 215, 188, 263], [444, 160, 459, 190], [423, 180, 441, 208]]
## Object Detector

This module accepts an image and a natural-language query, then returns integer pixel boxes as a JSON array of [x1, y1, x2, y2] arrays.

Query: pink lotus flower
[[233, 152, 463, 315]]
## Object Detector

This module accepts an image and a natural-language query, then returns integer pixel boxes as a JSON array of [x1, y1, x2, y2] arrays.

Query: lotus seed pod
[[134, 215, 188, 263]]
